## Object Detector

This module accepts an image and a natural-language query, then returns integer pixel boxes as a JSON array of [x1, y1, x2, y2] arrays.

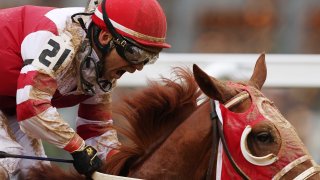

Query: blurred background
[[1, 0, 320, 167]]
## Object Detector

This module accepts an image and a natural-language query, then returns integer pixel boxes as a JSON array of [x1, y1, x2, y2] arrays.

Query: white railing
[[117, 53, 320, 88]]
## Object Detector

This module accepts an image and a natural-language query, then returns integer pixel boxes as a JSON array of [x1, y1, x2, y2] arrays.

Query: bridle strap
[[272, 155, 320, 180], [207, 99, 249, 180], [293, 166, 320, 180], [225, 91, 250, 109], [272, 155, 309, 180], [206, 100, 220, 180]]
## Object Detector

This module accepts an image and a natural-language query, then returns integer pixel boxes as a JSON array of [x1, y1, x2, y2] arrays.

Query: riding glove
[[71, 145, 102, 177]]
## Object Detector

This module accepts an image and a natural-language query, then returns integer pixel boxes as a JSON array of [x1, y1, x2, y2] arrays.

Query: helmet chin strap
[[79, 42, 113, 95], [87, 23, 115, 93], [72, 13, 114, 94]]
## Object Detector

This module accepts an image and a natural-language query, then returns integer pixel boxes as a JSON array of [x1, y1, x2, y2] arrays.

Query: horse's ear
[[249, 53, 267, 90], [193, 64, 237, 103]]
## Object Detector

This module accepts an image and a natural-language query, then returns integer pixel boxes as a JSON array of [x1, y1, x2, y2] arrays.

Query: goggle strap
[[114, 43, 127, 62], [101, 0, 126, 48], [89, 24, 113, 55]]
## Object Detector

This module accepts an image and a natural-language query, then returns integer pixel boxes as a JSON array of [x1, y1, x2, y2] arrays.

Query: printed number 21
[[38, 39, 71, 71]]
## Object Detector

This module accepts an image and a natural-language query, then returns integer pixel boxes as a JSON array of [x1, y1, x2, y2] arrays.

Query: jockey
[[0, 0, 170, 178]]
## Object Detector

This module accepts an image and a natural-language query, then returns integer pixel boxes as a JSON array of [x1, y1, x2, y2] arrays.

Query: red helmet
[[92, 0, 171, 48]]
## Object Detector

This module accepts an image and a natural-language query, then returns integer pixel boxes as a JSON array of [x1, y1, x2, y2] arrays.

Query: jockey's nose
[[127, 63, 144, 74]]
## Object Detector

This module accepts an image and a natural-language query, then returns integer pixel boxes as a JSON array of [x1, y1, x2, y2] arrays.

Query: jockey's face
[[94, 31, 145, 81], [102, 47, 144, 81]]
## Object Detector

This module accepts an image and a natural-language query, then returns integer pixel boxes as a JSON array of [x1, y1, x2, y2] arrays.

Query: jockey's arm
[[76, 93, 120, 160], [16, 31, 104, 176], [16, 31, 86, 153], [16, 65, 85, 153]]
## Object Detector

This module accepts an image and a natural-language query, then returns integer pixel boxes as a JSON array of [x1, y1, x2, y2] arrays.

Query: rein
[[0, 151, 73, 163]]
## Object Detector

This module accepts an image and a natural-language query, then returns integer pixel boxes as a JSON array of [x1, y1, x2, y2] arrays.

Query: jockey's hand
[[71, 145, 102, 177]]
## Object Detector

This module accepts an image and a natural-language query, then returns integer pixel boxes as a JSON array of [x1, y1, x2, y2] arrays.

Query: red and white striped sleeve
[[17, 26, 85, 153], [76, 93, 120, 160], [14, 7, 89, 153], [17, 63, 85, 153]]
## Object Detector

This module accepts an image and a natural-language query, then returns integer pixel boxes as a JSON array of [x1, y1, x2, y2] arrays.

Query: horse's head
[[194, 54, 320, 179]]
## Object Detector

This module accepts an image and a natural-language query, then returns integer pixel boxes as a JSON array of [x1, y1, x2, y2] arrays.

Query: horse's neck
[[129, 102, 213, 179]]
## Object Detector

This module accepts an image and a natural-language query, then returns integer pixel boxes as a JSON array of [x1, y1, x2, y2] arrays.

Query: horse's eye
[[256, 132, 273, 143]]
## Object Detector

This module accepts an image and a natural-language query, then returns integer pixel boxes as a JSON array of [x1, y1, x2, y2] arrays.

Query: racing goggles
[[112, 36, 160, 65], [101, 0, 160, 65]]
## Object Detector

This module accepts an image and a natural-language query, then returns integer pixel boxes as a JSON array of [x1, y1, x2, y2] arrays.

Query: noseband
[[206, 91, 320, 180]]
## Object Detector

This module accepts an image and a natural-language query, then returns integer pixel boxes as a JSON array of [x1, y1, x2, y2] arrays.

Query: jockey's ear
[[98, 31, 112, 46]]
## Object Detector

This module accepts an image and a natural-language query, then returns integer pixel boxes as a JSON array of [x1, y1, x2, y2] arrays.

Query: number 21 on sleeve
[[32, 35, 75, 73]]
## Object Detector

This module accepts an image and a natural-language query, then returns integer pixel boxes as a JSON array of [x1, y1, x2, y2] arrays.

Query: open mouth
[[115, 70, 126, 79]]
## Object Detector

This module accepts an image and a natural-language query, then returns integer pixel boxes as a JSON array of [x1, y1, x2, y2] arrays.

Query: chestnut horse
[[26, 54, 320, 179]]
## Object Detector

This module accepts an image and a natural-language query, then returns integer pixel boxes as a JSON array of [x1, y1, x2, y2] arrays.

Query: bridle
[[206, 91, 249, 180], [206, 90, 320, 180]]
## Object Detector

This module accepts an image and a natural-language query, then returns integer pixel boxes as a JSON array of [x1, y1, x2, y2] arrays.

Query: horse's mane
[[105, 67, 202, 175]]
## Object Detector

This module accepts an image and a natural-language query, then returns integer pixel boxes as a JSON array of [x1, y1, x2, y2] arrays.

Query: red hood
[[217, 83, 307, 179]]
